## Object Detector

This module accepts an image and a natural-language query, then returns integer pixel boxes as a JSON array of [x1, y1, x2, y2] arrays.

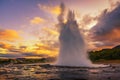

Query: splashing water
[[56, 3, 107, 67]]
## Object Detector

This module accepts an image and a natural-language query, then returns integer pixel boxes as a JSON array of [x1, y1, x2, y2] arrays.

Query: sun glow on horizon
[[0, 0, 120, 58]]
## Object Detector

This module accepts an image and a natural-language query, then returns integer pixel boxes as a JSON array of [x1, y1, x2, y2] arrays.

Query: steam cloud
[[57, 2, 66, 32], [56, 3, 106, 67]]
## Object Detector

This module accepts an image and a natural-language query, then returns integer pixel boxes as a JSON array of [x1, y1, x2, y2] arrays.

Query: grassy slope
[[93, 60, 120, 64]]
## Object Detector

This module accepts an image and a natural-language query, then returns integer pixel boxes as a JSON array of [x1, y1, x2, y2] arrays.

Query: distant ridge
[[113, 45, 120, 49]]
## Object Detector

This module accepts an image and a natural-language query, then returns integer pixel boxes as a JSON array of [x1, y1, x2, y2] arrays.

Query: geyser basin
[[56, 3, 107, 67]]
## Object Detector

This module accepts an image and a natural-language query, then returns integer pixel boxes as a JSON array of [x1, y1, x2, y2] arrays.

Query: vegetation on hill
[[89, 46, 120, 62]]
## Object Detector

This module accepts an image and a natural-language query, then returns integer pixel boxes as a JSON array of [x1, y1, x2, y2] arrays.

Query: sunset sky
[[0, 0, 120, 58]]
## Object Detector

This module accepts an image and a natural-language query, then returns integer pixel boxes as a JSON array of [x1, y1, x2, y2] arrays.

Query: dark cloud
[[0, 53, 24, 58], [19, 46, 27, 49], [90, 4, 120, 48], [22, 52, 48, 57], [0, 52, 48, 58], [8, 47, 21, 53]]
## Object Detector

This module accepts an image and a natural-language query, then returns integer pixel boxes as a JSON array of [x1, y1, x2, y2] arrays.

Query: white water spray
[[56, 3, 107, 67]]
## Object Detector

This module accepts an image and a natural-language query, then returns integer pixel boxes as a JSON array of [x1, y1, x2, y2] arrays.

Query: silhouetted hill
[[89, 45, 120, 61], [113, 45, 120, 49]]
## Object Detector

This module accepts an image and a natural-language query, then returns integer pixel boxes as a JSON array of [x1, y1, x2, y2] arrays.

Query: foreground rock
[[0, 63, 120, 80]]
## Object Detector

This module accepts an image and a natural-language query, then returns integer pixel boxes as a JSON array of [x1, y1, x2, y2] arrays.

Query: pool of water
[[0, 63, 120, 80]]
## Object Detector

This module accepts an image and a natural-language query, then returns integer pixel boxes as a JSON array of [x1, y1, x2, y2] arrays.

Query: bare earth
[[0, 63, 120, 80]]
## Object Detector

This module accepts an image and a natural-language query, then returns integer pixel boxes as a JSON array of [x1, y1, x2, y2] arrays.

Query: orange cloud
[[91, 28, 120, 50], [38, 4, 60, 15], [51, 6, 61, 15], [30, 17, 44, 25], [0, 42, 12, 54], [0, 42, 11, 49], [34, 43, 58, 57], [95, 28, 120, 42], [0, 29, 21, 41], [0, 42, 22, 53]]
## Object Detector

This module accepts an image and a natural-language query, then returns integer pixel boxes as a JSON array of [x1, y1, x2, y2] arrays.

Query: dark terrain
[[0, 63, 120, 80]]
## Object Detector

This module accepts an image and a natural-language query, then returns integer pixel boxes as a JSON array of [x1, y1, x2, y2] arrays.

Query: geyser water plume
[[56, 3, 107, 67]]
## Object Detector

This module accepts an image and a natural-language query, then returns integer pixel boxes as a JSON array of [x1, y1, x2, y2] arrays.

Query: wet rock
[[107, 77, 111, 80], [49, 78, 61, 80], [40, 64, 52, 68]]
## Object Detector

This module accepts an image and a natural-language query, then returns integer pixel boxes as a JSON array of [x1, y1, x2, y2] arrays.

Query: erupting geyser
[[56, 3, 107, 67]]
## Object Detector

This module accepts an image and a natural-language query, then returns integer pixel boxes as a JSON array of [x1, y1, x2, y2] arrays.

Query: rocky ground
[[0, 63, 120, 80]]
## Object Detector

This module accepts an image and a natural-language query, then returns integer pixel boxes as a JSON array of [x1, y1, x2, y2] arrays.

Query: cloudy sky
[[0, 0, 120, 58]]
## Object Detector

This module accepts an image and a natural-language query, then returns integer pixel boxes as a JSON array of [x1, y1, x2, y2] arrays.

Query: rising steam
[[56, 3, 107, 67]]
